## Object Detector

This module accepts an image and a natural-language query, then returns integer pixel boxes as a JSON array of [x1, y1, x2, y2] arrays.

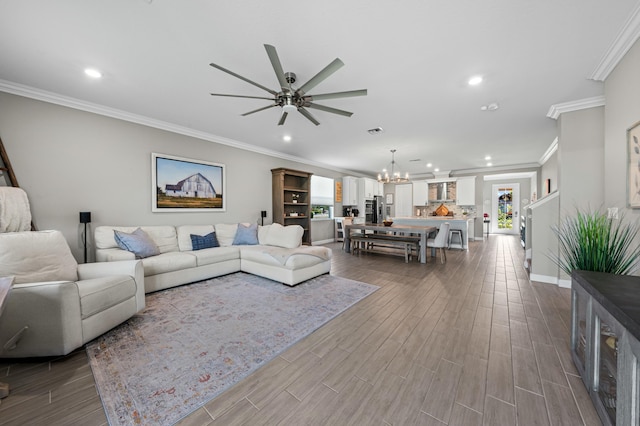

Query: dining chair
[[342, 217, 354, 250], [427, 222, 450, 264]]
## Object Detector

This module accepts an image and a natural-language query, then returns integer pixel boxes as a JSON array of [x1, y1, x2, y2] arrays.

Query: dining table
[[344, 223, 437, 264]]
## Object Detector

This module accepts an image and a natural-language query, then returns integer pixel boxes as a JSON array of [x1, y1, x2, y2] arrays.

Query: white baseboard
[[558, 279, 572, 288], [530, 273, 558, 285]]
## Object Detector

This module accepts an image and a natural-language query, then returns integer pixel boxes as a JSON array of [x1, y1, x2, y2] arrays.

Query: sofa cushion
[[77, 275, 137, 319], [95, 226, 179, 254], [215, 223, 239, 247], [241, 245, 331, 269], [233, 223, 259, 245], [0, 230, 79, 284], [191, 246, 241, 266], [263, 223, 304, 249], [176, 225, 215, 251], [114, 228, 161, 259], [141, 252, 197, 276]]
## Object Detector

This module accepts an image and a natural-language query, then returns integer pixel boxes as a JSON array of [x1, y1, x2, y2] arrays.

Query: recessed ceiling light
[[84, 68, 102, 79], [485, 155, 491, 160], [434, 168, 440, 172], [468, 75, 483, 86], [487, 162, 493, 167], [367, 127, 384, 135], [480, 102, 499, 111], [426, 163, 432, 168], [283, 135, 292, 142]]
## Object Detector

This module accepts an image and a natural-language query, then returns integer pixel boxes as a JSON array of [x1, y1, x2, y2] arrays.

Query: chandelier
[[378, 149, 410, 183]]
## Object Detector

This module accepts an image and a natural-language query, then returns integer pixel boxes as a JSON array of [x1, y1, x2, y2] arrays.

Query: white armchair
[[0, 230, 144, 358]]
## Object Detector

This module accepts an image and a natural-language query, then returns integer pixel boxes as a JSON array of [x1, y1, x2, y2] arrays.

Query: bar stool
[[448, 229, 463, 249]]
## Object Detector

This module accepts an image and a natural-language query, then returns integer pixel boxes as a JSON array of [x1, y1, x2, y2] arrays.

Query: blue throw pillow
[[232, 223, 259, 245], [114, 228, 160, 259], [190, 232, 219, 250]]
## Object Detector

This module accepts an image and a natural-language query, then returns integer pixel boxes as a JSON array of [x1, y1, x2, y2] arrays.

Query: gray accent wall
[[605, 38, 640, 213], [0, 92, 341, 261]]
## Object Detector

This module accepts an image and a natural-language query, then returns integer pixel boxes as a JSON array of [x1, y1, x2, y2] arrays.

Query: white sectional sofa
[[94, 223, 332, 292]]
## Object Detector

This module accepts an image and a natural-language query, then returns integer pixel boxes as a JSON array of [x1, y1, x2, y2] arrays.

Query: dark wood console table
[[571, 270, 640, 425]]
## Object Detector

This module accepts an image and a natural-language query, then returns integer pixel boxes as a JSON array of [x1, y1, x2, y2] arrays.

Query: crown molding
[[546, 96, 605, 120], [590, 2, 640, 81], [0, 80, 360, 175], [451, 162, 541, 176], [539, 137, 558, 165]]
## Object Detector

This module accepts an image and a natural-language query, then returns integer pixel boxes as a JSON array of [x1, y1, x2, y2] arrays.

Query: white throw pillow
[[263, 223, 303, 249]]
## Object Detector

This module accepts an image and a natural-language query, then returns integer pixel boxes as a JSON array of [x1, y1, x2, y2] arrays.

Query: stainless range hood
[[429, 181, 456, 202]]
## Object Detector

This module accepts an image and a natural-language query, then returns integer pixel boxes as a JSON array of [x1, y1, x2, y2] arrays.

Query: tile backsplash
[[414, 203, 477, 218]]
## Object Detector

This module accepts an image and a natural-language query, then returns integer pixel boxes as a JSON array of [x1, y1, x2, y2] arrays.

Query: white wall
[[0, 92, 342, 260]]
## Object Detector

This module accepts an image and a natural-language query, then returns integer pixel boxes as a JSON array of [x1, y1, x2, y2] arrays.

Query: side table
[[483, 219, 490, 238], [0, 276, 14, 398]]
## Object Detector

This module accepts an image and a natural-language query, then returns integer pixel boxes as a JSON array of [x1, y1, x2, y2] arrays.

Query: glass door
[[491, 183, 519, 234]]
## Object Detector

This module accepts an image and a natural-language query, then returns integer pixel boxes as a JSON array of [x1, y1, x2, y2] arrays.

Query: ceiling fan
[[209, 44, 367, 126]]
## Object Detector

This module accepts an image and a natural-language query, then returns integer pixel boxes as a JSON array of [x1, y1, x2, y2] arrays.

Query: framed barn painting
[[628, 121, 640, 208], [152, 153, 226, 212]]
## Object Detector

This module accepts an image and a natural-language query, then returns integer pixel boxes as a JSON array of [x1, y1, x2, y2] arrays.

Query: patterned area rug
[[86, 272, 378, 426]]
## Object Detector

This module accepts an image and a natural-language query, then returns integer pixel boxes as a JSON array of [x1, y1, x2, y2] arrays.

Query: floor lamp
[[80, 212, 91, 263]]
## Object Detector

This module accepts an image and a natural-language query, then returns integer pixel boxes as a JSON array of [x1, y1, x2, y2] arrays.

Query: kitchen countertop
[[394, 216, 475, 221]]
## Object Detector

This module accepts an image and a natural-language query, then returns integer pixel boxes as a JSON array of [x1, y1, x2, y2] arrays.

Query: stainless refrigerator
[[372, 195, 384, 224]]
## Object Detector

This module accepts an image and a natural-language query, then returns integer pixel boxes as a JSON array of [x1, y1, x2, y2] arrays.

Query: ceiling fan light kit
[[209, 44, 367, 126]]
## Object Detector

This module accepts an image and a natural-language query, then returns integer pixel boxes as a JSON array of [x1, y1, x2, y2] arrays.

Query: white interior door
[[491, 183, 520, 234]]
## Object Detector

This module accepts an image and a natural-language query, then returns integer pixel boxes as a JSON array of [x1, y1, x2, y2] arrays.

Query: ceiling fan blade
[[278, 112, 288, 126], [307, 103, 353, 117], [296, 58, 344, 95], [241, 104, 278, 116], [306, 89, 367, 101], [298, 107, 320, 126], [210, 93, 274, 101], [209, 62, 277, 96], [264, 44, 289, 92]]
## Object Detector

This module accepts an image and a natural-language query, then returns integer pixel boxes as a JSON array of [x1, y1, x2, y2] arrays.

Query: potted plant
[[550, 207, 640, 275]]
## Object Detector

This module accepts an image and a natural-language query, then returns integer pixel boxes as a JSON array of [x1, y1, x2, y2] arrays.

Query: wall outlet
[[607, 207, 619, 219]]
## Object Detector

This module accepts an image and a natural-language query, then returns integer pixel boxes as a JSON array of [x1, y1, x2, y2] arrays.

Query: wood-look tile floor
[[0, 235, 603, 425]]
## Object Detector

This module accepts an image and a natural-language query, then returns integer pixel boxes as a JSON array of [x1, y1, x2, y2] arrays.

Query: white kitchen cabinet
[[375, 181, 384, 196], [412, 180, 428, 206], [358, 177, 376, 200], [342, 176, 358, 205], [456, 176, 476, 206]]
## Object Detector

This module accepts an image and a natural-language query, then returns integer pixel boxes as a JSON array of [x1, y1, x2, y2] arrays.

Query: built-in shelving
[[272, 168, 312, 245]]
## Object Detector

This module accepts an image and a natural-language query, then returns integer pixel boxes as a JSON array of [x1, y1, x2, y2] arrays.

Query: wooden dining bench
[[350, 233, 421, 263]]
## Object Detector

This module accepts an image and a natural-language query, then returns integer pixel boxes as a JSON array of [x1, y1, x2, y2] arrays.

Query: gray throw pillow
[[232, 223, 259, 245], [114, 228, 160, 259]]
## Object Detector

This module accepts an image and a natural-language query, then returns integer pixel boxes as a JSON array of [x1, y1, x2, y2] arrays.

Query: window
[[310, 175, 334, 219]]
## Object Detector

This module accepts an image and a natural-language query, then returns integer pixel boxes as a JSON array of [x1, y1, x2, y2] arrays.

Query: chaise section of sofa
[[94, 223, 332, 291]]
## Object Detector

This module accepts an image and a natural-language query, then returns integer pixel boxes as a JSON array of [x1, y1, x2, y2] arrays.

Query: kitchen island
[[392, 217, 474, 250]]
